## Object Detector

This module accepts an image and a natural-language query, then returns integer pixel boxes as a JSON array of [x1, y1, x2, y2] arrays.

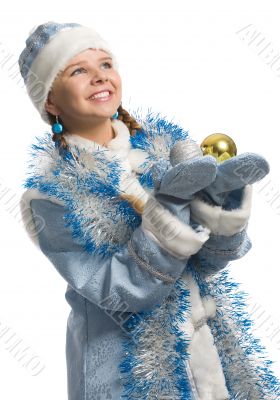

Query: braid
[[47, 104, 143, 150], [47, 112, 69, 150], [116, 104, 143, 136]]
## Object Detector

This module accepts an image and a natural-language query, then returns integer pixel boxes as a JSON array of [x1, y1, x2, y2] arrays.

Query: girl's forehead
[[67, 48, 110, 64]]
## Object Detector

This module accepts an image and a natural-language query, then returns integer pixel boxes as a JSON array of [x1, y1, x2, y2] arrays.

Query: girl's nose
[[90, 71, 109, 84]]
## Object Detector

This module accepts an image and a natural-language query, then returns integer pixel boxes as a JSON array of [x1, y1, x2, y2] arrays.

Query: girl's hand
[[190, 153, 270, 236], [140, 155, 219, 259], [196, 152, 270, 208], [151, 155, 218, 202]]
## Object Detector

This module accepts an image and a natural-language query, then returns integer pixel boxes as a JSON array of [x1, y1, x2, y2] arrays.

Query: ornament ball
[[200, 133, 237, 163]]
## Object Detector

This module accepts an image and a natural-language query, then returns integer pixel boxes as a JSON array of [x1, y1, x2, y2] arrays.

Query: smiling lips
[[89, 90, 112, 102]]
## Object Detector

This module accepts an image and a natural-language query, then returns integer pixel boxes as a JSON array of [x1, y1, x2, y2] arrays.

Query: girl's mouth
[[88, 91, 113, 103]]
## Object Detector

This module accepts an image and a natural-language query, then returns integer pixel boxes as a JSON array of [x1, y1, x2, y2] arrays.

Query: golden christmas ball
[[200, 133, 237, 163]]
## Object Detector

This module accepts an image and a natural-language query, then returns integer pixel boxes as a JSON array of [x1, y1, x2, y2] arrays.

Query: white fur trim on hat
[[26, 25, 118, 124], [190, 184, 253, 236]]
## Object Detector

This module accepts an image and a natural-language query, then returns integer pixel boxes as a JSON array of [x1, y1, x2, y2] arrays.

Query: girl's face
[[45, 48, 122, 130]]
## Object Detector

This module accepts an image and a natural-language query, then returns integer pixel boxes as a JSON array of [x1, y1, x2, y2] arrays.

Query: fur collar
[[64, 118, 132, 161]]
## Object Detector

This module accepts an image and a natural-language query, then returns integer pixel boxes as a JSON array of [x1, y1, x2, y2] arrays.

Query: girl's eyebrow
[[64, 56, 113, 74]]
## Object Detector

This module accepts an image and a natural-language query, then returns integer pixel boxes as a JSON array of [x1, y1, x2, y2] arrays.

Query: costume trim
[[182, 271, 229, 399], [127, 148, 150, 173], [141, 196, 210, 260], [190, 185, 253, 236], [127, 237, 177, 284], [191, 259, 280, 399], [23, 125, 142, 258], [64, 119, 131, 160], [128, 107, 190, 189], [119, 278, 193, 399]]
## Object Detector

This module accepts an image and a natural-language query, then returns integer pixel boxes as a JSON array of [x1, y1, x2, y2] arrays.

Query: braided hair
[[47, 104, 143, 150]]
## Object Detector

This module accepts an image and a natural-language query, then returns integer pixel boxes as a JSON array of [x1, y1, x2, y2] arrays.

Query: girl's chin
[[83, 111, 116, 120], [87, 106, 119, 118]]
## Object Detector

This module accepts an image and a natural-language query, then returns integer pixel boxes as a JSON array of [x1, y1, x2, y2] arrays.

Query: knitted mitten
[[141, 156, 218, 259], [190, 153, 270, 236]]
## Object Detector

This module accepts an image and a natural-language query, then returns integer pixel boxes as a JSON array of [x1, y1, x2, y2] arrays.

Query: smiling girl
[[45, 48, 122, 146], [18, 21, 280, 400]]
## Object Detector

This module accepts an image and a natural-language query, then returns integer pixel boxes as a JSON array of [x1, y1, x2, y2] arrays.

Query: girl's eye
[[71, 62, 112, 76], [71, 67, 86, 76], [102, 61, 112, 69]]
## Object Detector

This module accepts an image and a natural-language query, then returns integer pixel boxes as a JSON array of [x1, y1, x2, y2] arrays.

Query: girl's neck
[[66, 118, 116, 147]]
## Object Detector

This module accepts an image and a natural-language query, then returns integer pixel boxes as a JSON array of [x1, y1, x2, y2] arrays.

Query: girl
[[18, 21, 280, 399]]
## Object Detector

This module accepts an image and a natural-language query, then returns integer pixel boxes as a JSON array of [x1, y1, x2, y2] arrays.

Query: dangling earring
[[111, 111, 119, 119], [52, 115, 63, 134]]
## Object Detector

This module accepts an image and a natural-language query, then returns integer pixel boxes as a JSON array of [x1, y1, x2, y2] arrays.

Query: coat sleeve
[[28, 197, 190, 313], [192, 229, 252, 277]]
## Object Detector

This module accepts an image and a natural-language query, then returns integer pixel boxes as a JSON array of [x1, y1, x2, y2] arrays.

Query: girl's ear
[[45, 92, 60, 115]]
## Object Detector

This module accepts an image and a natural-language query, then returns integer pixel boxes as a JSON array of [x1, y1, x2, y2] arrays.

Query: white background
[[1, 1, 280, 398]]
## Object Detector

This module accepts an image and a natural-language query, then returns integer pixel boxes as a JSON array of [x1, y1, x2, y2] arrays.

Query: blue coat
[[20, 111, 280, 399]]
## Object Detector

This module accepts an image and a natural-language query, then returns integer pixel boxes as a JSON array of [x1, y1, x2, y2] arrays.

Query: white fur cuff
[[190, 185, 253, 237], [142, 196, 210, 260]]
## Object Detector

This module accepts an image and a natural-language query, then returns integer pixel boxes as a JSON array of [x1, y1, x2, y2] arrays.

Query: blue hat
[[18, 21, 119, 124]]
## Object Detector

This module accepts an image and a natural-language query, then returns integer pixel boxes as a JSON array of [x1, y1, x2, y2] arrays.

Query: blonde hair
[[48, 104, 143, 150]]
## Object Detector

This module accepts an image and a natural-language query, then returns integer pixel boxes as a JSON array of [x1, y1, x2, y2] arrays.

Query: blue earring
[[111, 111, 119, 119], [52, 115, 63, 134]]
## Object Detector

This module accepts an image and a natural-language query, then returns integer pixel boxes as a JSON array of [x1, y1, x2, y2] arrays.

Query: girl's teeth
[[91, 91, 110, 99]]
